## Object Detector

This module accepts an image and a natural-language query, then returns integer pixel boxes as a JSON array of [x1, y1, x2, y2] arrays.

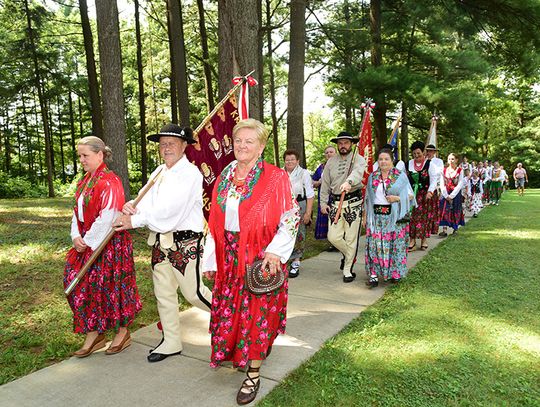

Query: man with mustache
[[320, 132, 366, 283]]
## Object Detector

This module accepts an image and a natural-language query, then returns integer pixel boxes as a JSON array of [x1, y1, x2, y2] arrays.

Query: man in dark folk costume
[[320, 132, 367, 283], [114, 123, 212, 363]]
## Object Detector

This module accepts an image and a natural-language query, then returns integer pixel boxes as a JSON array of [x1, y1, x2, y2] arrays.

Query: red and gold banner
[[358, 101, 375, 188], [185, 96, 239, 218]]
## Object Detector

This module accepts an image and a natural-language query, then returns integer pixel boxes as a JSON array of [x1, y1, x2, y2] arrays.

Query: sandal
[[236, 365, 261, 405], [420, 241, 428, 250], [408, 242, 417, 251]]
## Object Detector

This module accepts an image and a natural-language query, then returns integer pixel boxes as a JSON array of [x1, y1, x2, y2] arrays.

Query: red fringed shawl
[[74, 162, 125, 236], [208, 160, 294, 278]]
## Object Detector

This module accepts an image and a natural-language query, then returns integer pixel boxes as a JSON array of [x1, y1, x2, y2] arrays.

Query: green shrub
[[0, 173, 48, 198]]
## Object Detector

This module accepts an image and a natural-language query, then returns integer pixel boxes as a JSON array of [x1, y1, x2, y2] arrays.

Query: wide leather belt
[[331, 189, 361, 201], [172, 230, 202, 241]]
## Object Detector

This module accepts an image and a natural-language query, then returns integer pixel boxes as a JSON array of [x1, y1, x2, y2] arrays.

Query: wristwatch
[[347, 179, 353, 186]]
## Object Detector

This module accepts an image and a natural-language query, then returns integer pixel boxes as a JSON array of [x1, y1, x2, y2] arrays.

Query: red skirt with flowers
[[64, 231, 142, 334], [410, 189, 436, 240], [209, 231, 288, 369]]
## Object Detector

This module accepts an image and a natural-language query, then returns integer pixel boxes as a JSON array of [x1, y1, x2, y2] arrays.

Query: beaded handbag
[[245, 259, 286, 294]]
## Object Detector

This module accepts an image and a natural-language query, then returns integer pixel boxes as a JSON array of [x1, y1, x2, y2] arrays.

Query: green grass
[[0, 197, 327, 385], [259, 190, 540, 407]]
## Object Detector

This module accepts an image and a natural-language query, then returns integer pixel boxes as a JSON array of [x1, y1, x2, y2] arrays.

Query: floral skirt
[[470, 192, 483, 214], [431, 190, 441, 234], [439, 192, 465, 230], [209, 231, 288, 368], [410, 189, 436, 240], [365, 214, 409, 281], [64, 231, 142, 334]]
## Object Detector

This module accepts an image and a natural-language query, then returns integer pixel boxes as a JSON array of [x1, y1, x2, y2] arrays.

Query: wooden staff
[[193, 70, 255, 137], [64, 168, 163, 296]]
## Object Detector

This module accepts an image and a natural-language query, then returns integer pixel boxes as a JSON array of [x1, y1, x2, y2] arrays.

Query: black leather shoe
[[147, 350, 182, 363], [343, 275, 355, 283]]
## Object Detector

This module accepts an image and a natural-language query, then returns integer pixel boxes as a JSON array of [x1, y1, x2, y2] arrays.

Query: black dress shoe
[[147, 350, 182, 363], [343, 275, 355, 283]]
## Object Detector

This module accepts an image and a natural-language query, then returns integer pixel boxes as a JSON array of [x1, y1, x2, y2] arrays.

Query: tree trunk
[[134, 0, 148, 185], [401, 101, 409, 161], [22, 96, 33, 172], [95, 0, 130, 197], [196, 0, 215, 112], [345, 106, 352, 133], [168, 0, 190, 126], [370, 0, 387, 151], [32, 89, 43, 180], [166, 1, 179, 124], [68, 91, 78, 175], [287, 0, 307, 165], [57, 96, 67, 183], [79, 0, 104, 139], [218, 0, 235, 99], [218, 0, 261, 120], [47, 99, 56, 174], [256, 0, 264, 121], [265, 0, 280, 167], [24, 0, 54, 197], [2, 112, 10, 174]]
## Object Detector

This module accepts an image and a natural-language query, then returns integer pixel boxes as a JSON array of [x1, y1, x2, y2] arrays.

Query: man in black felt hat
[[114, 123, 212, 363], [320, 131, 366, 283]]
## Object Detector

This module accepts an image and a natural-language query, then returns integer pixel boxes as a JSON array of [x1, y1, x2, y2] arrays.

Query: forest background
[[0, 0, 539, 199]]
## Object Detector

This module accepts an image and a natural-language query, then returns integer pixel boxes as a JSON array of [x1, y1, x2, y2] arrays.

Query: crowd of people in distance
[[62, 120, 528, 406], [299, 138, 528, 288]]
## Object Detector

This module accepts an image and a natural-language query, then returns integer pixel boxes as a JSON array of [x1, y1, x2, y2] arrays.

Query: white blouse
[[203, 186, 300, 272], [70, 189, 118, 251]]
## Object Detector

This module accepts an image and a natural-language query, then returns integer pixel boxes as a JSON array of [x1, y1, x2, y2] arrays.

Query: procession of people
[[63, 115, 523, 405]]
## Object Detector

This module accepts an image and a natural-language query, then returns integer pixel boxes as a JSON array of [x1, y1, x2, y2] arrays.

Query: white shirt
[[484, 166, 493, 182], [70, 189, 118, 251], [373, 182, 390, 205], [287, 165, 315, 200], [429, 157, 444, 188], [131, 156, 204, 233]]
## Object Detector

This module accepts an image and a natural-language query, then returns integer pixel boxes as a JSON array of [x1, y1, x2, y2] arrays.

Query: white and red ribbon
[[232, 75, 258, 120]]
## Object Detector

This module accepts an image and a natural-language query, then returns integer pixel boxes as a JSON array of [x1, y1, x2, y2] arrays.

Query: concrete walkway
[[0, 227, 455, 407]]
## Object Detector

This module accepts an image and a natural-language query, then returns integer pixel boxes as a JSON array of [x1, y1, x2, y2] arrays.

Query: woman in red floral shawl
[[64, 136, 141, 358], [203, 119, 300, 405]]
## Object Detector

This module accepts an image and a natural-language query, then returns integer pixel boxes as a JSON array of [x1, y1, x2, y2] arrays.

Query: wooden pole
[[193, 70, 254, 137]]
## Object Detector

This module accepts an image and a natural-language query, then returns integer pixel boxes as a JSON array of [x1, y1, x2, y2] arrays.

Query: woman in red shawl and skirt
[[64, 136, 141, 357], [203, 119, 300, 405]]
